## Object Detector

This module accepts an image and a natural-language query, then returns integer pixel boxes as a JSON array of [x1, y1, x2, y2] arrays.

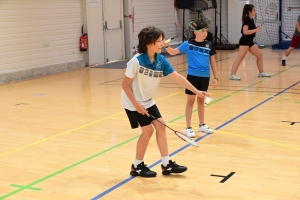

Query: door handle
[[104, 21, 122, 30]]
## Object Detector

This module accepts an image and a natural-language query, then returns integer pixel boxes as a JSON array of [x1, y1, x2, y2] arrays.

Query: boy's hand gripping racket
[[149, 114, 199, 147]]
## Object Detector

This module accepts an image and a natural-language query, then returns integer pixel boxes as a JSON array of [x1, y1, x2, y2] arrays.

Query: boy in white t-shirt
[[121, 26, 210, 177]]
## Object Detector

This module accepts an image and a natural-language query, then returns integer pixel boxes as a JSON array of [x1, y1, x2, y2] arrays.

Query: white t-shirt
[[121, 53, 174, 111]]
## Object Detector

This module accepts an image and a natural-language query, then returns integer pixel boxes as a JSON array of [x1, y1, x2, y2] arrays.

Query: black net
[[280, 0, 300, 49], [249, 0, 300, 49], [250, 0, 280, 46]]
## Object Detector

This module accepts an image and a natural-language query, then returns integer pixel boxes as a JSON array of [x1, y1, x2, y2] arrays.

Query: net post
[[183, 8, 185, 42], [279, 0, 282, 45], [214, 7, 217, 46]]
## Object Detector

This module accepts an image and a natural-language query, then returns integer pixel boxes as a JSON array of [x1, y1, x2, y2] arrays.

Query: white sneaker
[[229, 74, 241, 80], [258, 72, 271, 77], [198, 124, 214, 134], [183, 127, 196, 138]]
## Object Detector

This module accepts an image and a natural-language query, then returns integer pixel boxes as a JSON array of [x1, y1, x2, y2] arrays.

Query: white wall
[[130, 0, 192, 50], [0, 0, 85, 83], [0, 0, 234, 84], [128, 0, 230, 53], [228, 0, 246, 44]]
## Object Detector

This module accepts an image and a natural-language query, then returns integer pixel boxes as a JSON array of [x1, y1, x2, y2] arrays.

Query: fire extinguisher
[[80, 25, 88, 51], [80, 34, 88, 51]]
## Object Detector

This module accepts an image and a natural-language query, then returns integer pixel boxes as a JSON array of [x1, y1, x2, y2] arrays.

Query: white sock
[[133, 159, 143, 168], [161, 156, 170, 167], [283, 56, 287, 60]]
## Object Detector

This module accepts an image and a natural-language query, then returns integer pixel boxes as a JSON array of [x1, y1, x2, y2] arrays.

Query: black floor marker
[[210, 172, 235, 183], [282, 121, 300, 125], [14, 103, 29, 106]]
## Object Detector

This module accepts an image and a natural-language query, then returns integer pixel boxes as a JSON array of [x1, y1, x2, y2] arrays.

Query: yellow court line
[[0, 111, 124, 157], [156, 92, 181, 100], [105, 118, 300, 151], [111, 117, 128, 120], [161, 123, 300, 151], [216, 130, 300, 151], [0, 92, 182, 157], [166, 123, 186, 128]]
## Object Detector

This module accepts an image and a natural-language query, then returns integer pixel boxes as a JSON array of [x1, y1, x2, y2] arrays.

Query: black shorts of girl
[[125, 104, 161, 129], [185, 75, 210, 95], [239, 36, 255, 47]]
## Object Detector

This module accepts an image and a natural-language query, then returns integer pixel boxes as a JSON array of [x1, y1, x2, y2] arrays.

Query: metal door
[[103, 0, 124, 63]]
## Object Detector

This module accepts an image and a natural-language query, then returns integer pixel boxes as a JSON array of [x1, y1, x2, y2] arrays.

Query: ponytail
[[242, 4, 254, 22]]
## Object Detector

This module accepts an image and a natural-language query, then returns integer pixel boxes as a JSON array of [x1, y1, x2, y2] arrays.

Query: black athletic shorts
[[185, 75, 210, 95], [239, 36, 255, 47], [125, 104, 161, 129]]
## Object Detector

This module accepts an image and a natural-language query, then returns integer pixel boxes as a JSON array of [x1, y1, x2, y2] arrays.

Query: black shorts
[[239, 36, 255, 47], [125, 104, 161, 129], [185, 75, 210, 95]]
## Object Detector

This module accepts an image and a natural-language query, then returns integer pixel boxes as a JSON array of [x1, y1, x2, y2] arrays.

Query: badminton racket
[[256, 2, 278, 25], [265, 3, 277, 16], [149, 114, 199, 147], [165, 19, 210, 43], [165, 30, 191, 43]]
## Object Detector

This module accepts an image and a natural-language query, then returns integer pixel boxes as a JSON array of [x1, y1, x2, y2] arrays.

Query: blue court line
[[215, 80, 300, 130], [91, 80, 300, 200], [90, 135, 208, 200]]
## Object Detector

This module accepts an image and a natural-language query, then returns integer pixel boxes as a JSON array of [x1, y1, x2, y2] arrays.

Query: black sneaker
[[130, 162, 157, 177], [161, 160, 187, 175], [282, 59, 286, 66]]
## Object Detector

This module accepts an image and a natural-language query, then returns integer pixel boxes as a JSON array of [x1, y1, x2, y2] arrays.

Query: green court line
[[1, 62, 299, 199], [0, 136, 139, 199], [10, 184, 41, 191], [169, 63, 300, 123]]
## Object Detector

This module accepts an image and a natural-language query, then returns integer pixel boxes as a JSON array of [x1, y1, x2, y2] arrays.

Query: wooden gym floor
[[0, 48, 299, 200]]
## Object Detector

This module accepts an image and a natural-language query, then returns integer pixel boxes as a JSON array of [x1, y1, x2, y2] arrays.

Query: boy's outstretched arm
[[122, 76, 149, 116], [163, 41, 180, 55], [168, 71, 209, 98]]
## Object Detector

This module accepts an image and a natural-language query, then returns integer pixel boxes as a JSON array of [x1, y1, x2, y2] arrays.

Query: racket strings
[[265, 3, 278, 16], [175, 131, 199, 147], [188, 18, 210, 32], [175, 131, 188, 141], [149, 114, 198, 147]]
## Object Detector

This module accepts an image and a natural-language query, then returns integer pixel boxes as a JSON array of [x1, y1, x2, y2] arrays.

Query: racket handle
[[165, 38, 171, 43], [149, 114, 155, 119]]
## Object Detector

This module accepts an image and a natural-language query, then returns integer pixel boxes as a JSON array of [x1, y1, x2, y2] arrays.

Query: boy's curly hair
[[137, 26, 165, 54]]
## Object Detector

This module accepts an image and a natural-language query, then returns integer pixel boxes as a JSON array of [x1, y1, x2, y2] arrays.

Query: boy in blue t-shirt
[[164, 20, 218, 138], [122, 26, 210, 177]]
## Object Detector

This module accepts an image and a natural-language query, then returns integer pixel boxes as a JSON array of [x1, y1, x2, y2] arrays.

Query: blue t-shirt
[[135, 53, 174, 76], [178, 39, 216, 77]]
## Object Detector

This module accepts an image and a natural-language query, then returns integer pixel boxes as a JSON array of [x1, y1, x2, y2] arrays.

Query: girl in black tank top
[[229, 4, 270, 81]]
